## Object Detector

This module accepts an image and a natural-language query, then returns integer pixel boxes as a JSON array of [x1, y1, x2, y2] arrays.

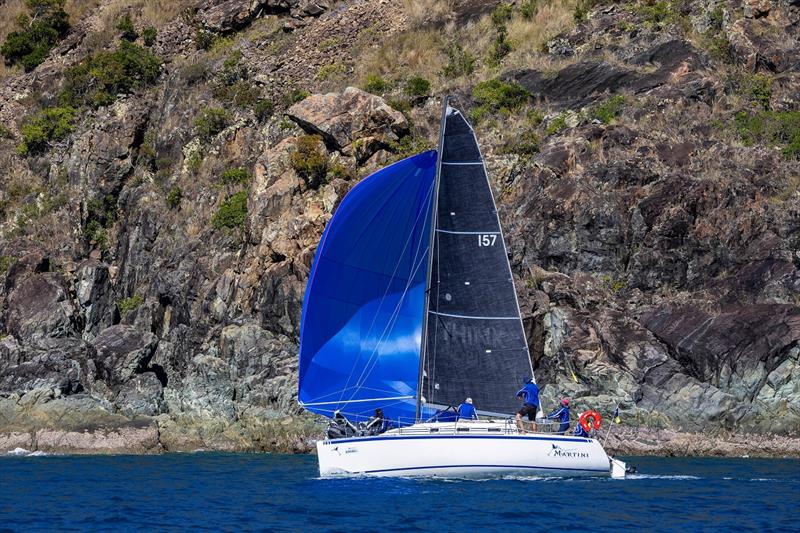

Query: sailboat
[[297, 99, 627, 478]]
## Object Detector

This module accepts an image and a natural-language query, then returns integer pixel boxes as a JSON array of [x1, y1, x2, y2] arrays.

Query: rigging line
[[335, 177, 435, 405], [430, 160, 443, 404], [345, 243, 430, 399], [304, 384, 413, 405], [429, 310, 519, 320], [301, 395, 415, 406], [435, 229, 501, 235]]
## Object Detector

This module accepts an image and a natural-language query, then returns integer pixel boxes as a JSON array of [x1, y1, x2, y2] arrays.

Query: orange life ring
[[579, 410, 602, 432]]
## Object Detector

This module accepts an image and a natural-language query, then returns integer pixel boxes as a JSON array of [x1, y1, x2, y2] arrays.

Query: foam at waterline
[[4, 447, 49, 457]]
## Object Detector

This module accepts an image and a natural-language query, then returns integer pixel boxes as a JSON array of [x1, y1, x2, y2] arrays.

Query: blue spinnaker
[[298, 150, 437, 425]]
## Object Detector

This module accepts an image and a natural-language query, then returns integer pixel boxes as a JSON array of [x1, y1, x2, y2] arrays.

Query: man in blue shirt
[[457, 398, 478, 420], [546, 398, 570, 434], [515, 378, 540, 433]]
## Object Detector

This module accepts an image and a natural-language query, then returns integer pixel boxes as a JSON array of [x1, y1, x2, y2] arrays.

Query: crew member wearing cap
[[546, 398, 571, 434], [457, 397, 478, 420], [515, 377, 540, 433]]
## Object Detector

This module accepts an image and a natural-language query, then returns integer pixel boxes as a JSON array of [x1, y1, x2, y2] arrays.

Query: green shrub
[[734, 110, 800, 159], [0, 124, 14, 140], [84, 219, 107, 248], [116, 13, 138, 41], [218, 167, 250, 186], [60, 41, 162, 108], [737, 73, 772, 111], [284, 89, 310, 106], [636, 0, 675, 25], [317, 63, 345, 81], [166, 186, 182, 209], [195, 29, 215, 50], [387, 97, 411, 113], [387, 134, 434, 161], [471, 78, 530, 120], [290, 135, 328, 189], [195, 108, 228, 140], [442, 43, 475, 78], [214, 79, 260, 109], [142, 27, 157, 47], [500, 130, 540, 157], [490, 28, 512, 63], [520, 0, 538, 19], [18, 106, 77, 155], [491, 3, 514, 27], [254, 98, 274, 121], [404, 76, 430, 97], [589, 95, 626, 124], [0, 256, 17, 274], [212, 191, 248, 230], [363, 74, 390, 94], [545, 113, 568, 135], [1, 0, 70, 71], [118, 294, 144, 314], [573, 0, 598, 22]]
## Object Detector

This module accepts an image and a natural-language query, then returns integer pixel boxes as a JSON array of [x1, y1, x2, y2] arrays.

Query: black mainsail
[[419, 104, 534, 417]]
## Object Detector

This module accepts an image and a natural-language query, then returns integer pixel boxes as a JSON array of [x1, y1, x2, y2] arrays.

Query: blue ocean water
[[1, 453, 798, 532]]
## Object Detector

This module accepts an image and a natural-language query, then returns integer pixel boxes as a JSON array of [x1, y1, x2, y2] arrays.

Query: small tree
[[212, 191, 248, 230], [1, 0, 71, 71], [290, 135, 328, 189], [194, 108, 229, 140], [116, 14, 138, 42]]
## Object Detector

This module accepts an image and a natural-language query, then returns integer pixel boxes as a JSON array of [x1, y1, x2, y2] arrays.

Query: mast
[[415, 96, 448, 421]]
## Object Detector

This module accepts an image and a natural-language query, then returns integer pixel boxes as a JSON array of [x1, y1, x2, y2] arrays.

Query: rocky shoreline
[[3, 413, 799, 458]]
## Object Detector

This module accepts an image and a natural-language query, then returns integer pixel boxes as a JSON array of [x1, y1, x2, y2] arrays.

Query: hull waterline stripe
[[441, 161, 483, 166], [357, 464, 609, 475], [435, 229, 501, 235], [325, 434, 594, 445], [300, 395, 414, 406], [429, 310, 519, 320]]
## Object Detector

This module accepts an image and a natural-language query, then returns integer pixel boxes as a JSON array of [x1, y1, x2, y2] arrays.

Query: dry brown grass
[[355, 28, 447, 87], [503, 0, 578, 70], [401, 0, 455, 26], [360, 0, 581, 94]]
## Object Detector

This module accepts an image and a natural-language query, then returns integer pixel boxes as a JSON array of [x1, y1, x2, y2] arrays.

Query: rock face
[[287, 87, 410, 154], [0, 0, 799, 455]]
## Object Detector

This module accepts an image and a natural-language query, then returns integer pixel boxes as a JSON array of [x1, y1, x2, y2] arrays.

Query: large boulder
[[91, 325, 159, 388], [286, 87, 409, 154], [6, 273, 79, 345], [116, 372, 165, 416]]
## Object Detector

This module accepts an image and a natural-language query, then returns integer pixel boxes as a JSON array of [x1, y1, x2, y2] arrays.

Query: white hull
[[316, 421, 622, 478]]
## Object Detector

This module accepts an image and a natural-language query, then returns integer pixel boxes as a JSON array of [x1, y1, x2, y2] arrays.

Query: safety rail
[[388, 418, 575, 437]]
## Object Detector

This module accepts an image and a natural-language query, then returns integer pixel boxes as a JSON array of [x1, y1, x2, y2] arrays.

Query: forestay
[[298, 151, 437, 424], [421, 107, 534, 416]]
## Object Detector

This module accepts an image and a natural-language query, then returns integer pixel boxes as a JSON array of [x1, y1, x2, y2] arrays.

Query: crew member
[[457, 398, 478, 420], [364, 408, 386, 435], [546, 398, 570, 434], [515, 377, 540, 432]]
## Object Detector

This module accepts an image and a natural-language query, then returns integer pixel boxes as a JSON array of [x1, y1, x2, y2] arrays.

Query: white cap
[[466, 397, 473, 404]]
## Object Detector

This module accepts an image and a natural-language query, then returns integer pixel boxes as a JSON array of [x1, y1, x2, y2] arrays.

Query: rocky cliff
[[0, 0, 798, 455]]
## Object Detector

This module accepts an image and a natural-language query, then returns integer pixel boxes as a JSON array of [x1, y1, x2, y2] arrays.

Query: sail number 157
[[478, 234, 497, 247]]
